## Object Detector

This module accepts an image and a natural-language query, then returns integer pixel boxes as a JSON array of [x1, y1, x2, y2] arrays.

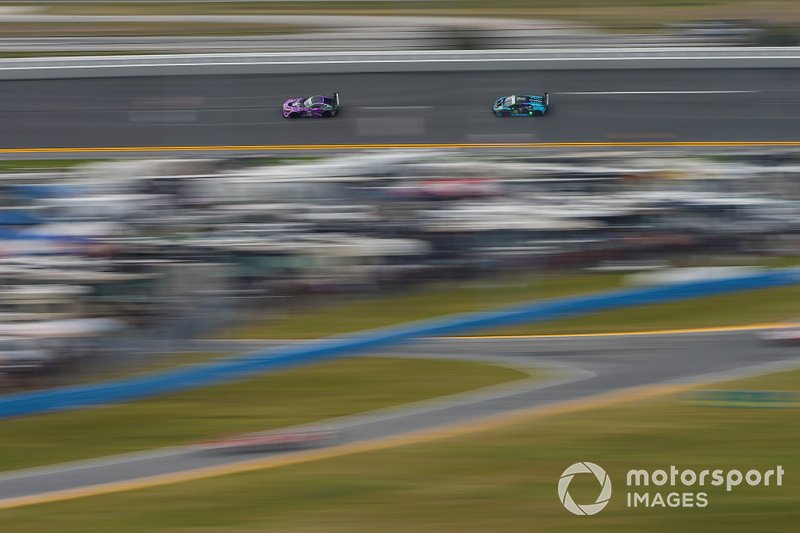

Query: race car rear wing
[[334, 92, 340, 108], [544, 92, 550, 106]]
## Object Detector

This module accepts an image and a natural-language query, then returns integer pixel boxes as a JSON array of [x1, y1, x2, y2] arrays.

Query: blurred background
[[0, 0, 798, 54], [0, 151, 798, 387]]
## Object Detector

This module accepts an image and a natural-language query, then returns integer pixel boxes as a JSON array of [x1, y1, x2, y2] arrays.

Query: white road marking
[[2, 54, 800, 73], [559, 90, 760, 95], [356, 116, 425, 136], [465, 134, 537, 142], [360, 106, 433, 110]]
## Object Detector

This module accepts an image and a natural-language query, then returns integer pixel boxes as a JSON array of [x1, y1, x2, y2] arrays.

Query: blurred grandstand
[[0, 150, 799, 386]]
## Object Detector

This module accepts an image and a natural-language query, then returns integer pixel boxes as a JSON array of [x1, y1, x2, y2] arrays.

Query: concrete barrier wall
[[1, 267, 798, 419], [2, 48, 800, 80]]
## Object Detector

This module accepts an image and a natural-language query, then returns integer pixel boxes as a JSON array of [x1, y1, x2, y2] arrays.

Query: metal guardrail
[[1, 47, 800, 79], [0, 267, 798, 419]]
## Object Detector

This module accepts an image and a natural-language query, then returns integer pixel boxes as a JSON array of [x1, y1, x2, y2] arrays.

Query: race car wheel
[[322, 111, 332, 118], [287, 112, 299, 119], [497, 111, 509, 117]]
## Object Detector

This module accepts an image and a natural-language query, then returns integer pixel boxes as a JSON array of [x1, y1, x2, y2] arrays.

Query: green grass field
[[0, 357, 527, 473], [0, 159, 103, 171], [478, 284, 800, 336], [225, 271, 800, 339], [9, 352, 230, 394], [225, 272, 626, 339], [1, 368, 795, 532]]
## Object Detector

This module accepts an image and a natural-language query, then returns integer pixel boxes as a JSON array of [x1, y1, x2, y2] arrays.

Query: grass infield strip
[[0, 356, 527, 473], [0, 370, 800, 532], [0, 368, 795, 531]]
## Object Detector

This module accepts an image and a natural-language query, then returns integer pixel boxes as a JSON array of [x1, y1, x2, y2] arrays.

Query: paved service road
[[0, 330, 797, 504], [1, 69, 800, 150]]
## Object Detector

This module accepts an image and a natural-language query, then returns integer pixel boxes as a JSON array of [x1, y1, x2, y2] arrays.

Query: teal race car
[[492, 93, 549, 117]]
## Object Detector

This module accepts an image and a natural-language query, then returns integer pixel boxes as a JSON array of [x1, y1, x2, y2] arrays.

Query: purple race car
[[283, 92, 340, 119]]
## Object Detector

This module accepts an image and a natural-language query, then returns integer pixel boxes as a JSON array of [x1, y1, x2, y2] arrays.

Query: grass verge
[[1, 368, 795, 531], [478, 284, 800, 336], [0, 356, 527, 473], [224, 272, 625, 339], [0, 159, 103, 171], [225, 268, 800, 339]]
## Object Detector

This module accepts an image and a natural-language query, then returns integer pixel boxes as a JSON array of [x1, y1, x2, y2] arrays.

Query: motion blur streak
[[4, 141, 800, 154]]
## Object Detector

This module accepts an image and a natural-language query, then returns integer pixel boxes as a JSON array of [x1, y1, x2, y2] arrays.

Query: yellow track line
[[0, 381, 716, 511], [4, 141, 800, 154], [454, 322, 788, 339], [266, 323, 788, 342]]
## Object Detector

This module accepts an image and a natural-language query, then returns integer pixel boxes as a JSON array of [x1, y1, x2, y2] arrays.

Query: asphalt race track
[[2, 69, 800, 150], [0, 329, 797, 506]]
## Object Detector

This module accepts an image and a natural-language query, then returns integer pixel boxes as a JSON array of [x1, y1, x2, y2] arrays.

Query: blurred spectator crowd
[[1, 150, 799, 385]]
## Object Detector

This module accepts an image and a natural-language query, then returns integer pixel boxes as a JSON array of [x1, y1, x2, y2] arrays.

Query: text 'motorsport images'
[[283, 92, 340, 118], [493, 93, 550, 117]]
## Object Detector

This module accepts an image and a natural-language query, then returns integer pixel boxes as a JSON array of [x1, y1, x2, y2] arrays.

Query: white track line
[[559, 90, 759, 95], [0, 57, 799, 72], [361, 106, 432, 110]]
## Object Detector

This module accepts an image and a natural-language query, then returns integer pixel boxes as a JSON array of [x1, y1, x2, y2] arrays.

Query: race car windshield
[[303, 96, 325, 107], [502, 96, 515, 107]]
